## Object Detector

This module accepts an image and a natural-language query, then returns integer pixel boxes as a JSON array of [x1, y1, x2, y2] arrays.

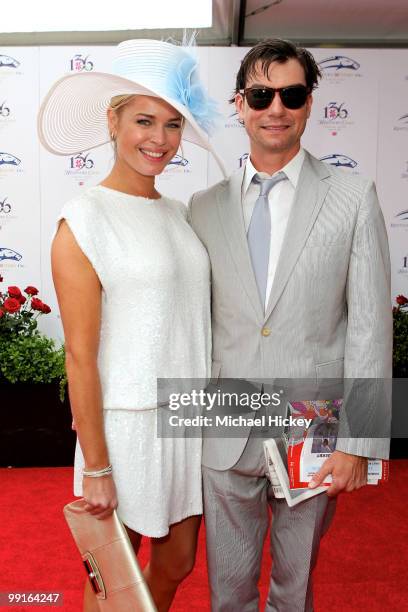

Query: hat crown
[[111, 39, 219, 135], [113, 40, 189, 98]]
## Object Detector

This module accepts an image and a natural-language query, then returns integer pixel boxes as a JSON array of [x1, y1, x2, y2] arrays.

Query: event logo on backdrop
[[319, 101, 354, 134], [0, 100, 10, 117], [394, 113, 408, 132], [0, 196, 17, 229], [0, 152, 23, 179], [391, 209, 408, 230], [320, 153, 358, 169], [397, 254, 408, 277], [0, 54, 22, 78], [0, 247, 23, 270], [163, 154, 191, 177], [0, 99, 16, 131], [224, 111, 245, 130], [318, 55, 362, 84], [65, 153, 99, 185], [70, 54, 94, 72], [238, 153, 249, 168]]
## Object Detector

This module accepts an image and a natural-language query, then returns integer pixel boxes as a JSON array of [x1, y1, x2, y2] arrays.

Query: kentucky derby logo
[[70, 54, 94, 72], [239, 153, 249, 168], [0, 197, 11, 213], [397, 254, 408, 275], [0, 247, 22, 261], [225, 111, 244, 129], [0, 101, 10, 117], [320, 154, 357, 169], [0, 152, 21, 166], [393, 113, 408, 132], [69, 153, 94, 170], [164, 153, 190, 176], [318, 56, 361, 83], [318, 56, 360, 71], [0, 54, 20, 69], [319, 101, 353, 134], [323, 102, 348, 120], [65, 153, 98, 183], [168, 154, 189, 167], [391, 209, 408, 229], [396, 210, 408, 221]]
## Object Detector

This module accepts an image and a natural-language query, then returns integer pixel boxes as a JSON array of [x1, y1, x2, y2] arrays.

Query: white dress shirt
[[242, 148, 305, 310]]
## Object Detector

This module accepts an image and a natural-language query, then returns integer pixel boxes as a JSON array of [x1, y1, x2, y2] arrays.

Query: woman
[[38, 39, 225, 612]]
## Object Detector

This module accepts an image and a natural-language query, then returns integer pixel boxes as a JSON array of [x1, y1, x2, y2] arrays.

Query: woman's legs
[[145, 514, 202, 612]]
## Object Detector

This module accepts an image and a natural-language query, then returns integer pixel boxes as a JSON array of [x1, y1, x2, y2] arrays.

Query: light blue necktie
[[247, 172, 287, 306]]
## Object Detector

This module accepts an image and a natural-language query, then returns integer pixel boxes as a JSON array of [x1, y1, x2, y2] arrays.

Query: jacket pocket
[[316, 358, 344, 380]]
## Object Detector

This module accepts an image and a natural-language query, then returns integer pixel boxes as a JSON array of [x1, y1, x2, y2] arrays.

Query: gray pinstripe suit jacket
[[189, 151, 392, 470]]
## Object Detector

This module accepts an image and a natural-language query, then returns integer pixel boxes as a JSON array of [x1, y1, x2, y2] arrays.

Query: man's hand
[[308, 450, 368, 497]]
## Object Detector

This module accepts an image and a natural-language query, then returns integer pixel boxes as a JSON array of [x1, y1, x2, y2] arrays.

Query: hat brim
[[38, 71, 226, 176]]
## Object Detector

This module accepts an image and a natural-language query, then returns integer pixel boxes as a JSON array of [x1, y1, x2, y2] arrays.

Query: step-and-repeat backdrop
[[0, 46, 407, 341]]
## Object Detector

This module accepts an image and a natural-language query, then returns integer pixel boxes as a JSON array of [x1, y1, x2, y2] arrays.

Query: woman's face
[[108, 95, 183, 177]]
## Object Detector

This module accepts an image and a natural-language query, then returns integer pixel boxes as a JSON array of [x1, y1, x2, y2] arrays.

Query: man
[[189, 39, 392, 611]]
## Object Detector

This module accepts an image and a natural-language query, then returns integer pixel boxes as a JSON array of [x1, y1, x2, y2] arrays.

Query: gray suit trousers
[[202, 433, 336, 612]]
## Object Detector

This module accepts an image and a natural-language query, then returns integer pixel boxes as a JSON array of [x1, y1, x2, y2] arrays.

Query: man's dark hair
[[229, 38, 321, 103]]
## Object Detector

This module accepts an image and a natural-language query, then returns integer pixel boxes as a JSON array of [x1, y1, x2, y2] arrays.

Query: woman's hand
[[83, 475, 118, 520]]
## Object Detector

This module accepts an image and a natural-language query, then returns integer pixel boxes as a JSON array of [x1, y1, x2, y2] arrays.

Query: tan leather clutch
[[63, 499, 157, 611]]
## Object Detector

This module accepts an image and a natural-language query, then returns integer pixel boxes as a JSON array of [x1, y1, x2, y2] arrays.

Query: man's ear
[[235, 92, 245, 122], [306, 93, 313, 119]]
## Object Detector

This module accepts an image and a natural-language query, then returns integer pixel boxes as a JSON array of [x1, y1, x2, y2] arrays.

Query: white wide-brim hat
[[38, 39, 226, 177]]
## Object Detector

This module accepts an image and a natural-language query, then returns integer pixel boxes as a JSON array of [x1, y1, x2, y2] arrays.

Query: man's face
[[235, 58, 312, 162]]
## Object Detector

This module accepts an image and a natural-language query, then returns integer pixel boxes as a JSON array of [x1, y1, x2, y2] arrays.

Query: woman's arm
[[52, 220, 117, 519]]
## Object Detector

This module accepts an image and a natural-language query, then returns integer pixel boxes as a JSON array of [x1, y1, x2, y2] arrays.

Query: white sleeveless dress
[[57, 185, 211, 537]]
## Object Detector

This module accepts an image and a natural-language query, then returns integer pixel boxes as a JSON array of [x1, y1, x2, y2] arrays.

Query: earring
[[110, 131, 116, 141]]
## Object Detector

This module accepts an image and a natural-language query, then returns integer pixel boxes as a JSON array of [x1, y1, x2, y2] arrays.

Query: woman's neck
[[101, 162, 160, 199]]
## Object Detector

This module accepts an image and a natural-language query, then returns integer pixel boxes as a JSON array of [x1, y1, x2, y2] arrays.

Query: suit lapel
[[264, 153, 331, 321], [216, 168, 264, 320]]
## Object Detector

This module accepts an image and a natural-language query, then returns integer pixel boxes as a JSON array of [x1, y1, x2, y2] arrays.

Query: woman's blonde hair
[[109, 94, 136, 113]]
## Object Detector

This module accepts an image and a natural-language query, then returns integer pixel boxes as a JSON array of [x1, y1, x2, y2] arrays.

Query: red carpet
[[1, 462, 407, 611]]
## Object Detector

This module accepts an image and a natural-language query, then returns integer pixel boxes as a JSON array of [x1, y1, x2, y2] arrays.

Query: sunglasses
[[239, 85, 310, 110]]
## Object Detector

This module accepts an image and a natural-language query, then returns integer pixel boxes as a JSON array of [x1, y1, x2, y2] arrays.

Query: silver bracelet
[[83, 464, 113, 478]]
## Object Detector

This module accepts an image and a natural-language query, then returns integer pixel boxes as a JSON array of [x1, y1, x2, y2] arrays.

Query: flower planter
[[0, 383, 75, 467]]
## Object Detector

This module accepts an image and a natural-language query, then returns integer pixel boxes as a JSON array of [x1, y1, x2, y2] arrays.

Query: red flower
[[8, 286, 22, 299], [41, 303, 51, 314], [25, 286, 39, 296], [31, 297, 44, 311], [0, 308, 4, 318], [396, 294, 408, 306], [3, 297, 21, 313], [0, 275, 3, 282], [18, 295, 27, 305]]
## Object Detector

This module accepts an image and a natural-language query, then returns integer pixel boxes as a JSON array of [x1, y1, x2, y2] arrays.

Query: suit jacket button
[[261, 327, 271, 337]]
